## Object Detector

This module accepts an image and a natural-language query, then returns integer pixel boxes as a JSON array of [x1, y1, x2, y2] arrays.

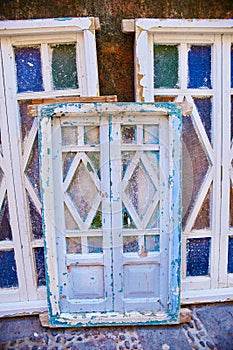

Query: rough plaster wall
[[0, 0, 232, 101]]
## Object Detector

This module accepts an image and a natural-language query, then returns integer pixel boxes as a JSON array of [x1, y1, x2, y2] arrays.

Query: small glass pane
[[143, 125, 159, 144], [188, 45, 212, 89], [186, 237, 211, 276], [88, 236, 103, 253], [87, 152, 100, 179], [121, 125, 136, 144], [193, 188, 211, 230], [90, 205, 102, 229], [144, 235, 160, 252], [51, 44, 78, 90], [154, 44, 179, 89], [62, 126, 78, 146], [194, 97, 212, 143], [122, 151, 136, 178], [84, 126, 100, 145], [67, 161, 97, 221], [25, 135, 41, 199], [182, 116, 210, 228], [0, 250, 18, 288], [0, 197, 12, 241], [122, 206, 136, 229], [67, 237, 82, 254], [27, 194, 43, 240], [123, 236, 139, 253], [125, 161, 157, 218], [62, 152, 76, 181], [64, 204, 78, 230], [34, 247, 46, 286], [14, 46, 43, 93], [231, 44, 233, 89], [228, 236, 233, 273], [19, 101, 34, 145], [147, 204, 160, 229], [229, 184, 233, 228]]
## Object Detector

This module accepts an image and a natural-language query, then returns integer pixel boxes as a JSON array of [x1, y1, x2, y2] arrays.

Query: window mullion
[[41, 43, 52, 91]]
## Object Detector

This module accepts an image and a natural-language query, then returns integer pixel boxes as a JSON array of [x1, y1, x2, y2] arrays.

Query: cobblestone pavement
[[0, 303, 233, 349]]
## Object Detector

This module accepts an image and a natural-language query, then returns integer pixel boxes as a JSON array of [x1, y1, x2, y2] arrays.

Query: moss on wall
[[0, 0, 232, 101]]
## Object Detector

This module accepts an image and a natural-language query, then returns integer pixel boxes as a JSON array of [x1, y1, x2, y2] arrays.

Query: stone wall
[[0, 0, 232, 101]]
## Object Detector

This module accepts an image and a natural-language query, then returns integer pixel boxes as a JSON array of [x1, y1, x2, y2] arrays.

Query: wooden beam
[[27, 95, 118, 118], [122, 19, 135, 33]]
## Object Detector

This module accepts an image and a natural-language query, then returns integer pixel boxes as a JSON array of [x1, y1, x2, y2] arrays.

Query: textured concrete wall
[[0, 0, 232, 101]]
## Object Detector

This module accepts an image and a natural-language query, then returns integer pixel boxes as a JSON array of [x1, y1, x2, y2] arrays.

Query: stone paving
[[0, 303, 233, 349]]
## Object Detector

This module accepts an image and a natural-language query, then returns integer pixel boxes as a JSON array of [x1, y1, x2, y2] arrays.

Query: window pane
[[15, 47, 43, 93], [228, 237, 233, 273], [154, 44, 179, 89], [123, 236, 139, 253], [0, 197, 12, 241], [231, 44, 233, 89], [188, 45, 212, 89], [144, 235, 160, 252], [51, 44, 78, 90], [186, 237, 211, 276], [193, 97, 212, 144], [34, 247, 46, 286], [27, 194, 43, 240], [87, 237, 103, 253], [121, 125, 136, 144], [143, 125, 159, 144], [0, 250, 18, 288], [67, 237, 82, 254]]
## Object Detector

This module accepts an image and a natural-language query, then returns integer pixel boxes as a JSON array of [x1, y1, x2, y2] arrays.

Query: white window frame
[[0, 17, 100, 317], [122, 18, 233, 304]]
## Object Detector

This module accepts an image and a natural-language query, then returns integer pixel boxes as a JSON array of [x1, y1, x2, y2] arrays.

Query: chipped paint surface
[[39, 102, 182, 327]]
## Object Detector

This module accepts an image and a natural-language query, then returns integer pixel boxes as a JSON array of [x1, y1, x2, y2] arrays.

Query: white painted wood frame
[[0, 17, 100, 317], [122, 18, 233, 304]]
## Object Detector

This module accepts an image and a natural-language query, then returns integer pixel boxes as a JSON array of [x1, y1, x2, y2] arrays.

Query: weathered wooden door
[[40, 102, 181, 325]]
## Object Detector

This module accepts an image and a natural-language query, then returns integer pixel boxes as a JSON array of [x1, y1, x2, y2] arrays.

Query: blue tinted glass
[[231, 45, 233, 89], [186, 238, 211, 276], [228, 237, 233, 273], [194, 97, 212, 143], [15, 47, 43, 93], [188, 45, 211, 89], [34, 247, 46, 286], [0, 250, 18, 288]]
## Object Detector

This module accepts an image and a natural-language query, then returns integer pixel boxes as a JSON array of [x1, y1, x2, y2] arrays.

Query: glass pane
[[67, 161, 98, 221], [122, 206, 136, 229], [51, 44, 78, 90], [125, 160, 157, 219], [87, 152, 100, 179], [123, 236, 139, 253], [193, 188, 211, 230], [143, 125, 159, 144], [121, 125, 136, 144], [19, 101, 34, 145], [154, 44, 179, 89], [188, 45, 212, 89], [62, 152, 76, 181], [144, 235, 160, 252], [122, 151, 136, 178], [231, 44, 233, 89], [0, 197, 12, 241], [147, 204, 160, 229], [90, 204, 102, 229], [229, 184, 233, 228], [25, 135, 41, 199], [193, 97, 212, 144], [84, 126, 100, 145], [182, 116, 210, 227], [34, 247, 46, 286], [27, 194, 43, 239], [62, 126, 78, 145], [228, 236, 233, 273], [186, 237, 211, 276], [14, 46, 43, 93], [64, 204, 78, 230], [67, 237, 82, 254], [88, 237, 103, 253], [0, 250, 18, 288]]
